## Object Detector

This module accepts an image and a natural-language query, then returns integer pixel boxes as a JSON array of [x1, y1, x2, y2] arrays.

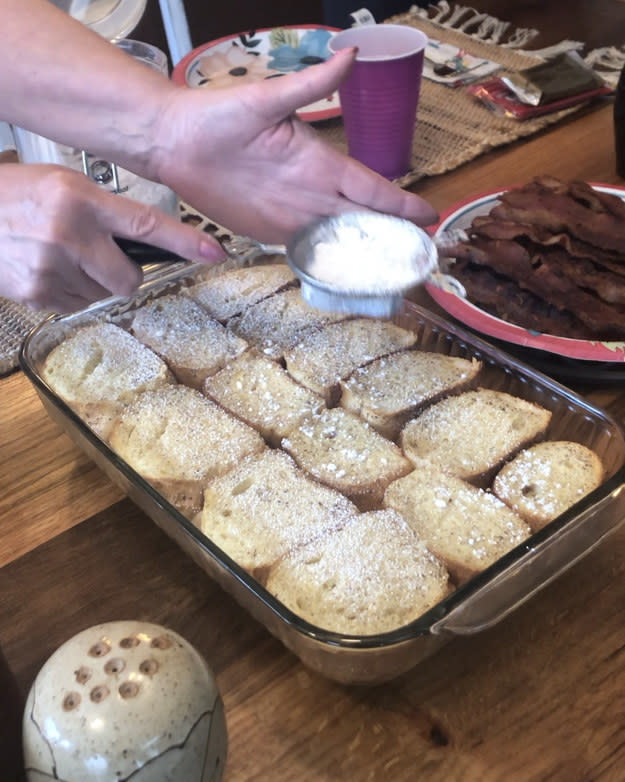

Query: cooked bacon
[[470, 216, 625, 280], [535, 248, 625, 305], [450, 260, 594, 339], [466, 221, 625, 303], [457, 237, 625, 335], [450, 176, 625, 339], [569, 180, 625, 220], [494, 184, 625, 253]]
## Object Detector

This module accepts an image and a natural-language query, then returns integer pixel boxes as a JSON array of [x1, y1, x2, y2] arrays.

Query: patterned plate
[[172, 25, 342, 122]]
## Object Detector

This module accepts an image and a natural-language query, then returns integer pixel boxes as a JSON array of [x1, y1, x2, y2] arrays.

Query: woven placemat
[[316, 7, 596, 189], [0, 299, 50, 376]]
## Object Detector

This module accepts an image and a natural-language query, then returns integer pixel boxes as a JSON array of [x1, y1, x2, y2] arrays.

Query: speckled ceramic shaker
[[22, 621, 227, 781]]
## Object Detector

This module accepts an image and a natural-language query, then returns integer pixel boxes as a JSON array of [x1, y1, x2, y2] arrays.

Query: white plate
[[426, 184, 625, 364], [172, 25, 342, 122]]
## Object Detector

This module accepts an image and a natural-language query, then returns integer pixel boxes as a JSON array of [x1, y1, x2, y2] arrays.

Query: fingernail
[[198, 239, 226, 263]]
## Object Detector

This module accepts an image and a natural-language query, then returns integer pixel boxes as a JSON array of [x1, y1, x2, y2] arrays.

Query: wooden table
[[3, 101, 625, 782]]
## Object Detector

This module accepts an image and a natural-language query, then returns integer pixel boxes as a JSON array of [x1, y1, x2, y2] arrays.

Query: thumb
[[260, 47, 357, 122]]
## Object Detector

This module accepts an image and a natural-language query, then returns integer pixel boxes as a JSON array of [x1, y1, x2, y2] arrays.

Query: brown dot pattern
[[104, 658, 126, 675], [58, 632, 175, 713], [62, 692, 81, 711], [88, 641, 111, 657]]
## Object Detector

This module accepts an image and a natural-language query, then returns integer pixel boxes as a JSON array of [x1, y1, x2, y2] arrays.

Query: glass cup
[[329, 24, 428, 180], [115, 37, 169, 73]]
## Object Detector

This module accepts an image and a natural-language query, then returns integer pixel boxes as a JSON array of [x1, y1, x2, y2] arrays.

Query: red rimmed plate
[[426, 184, 625, 364], [172, 25, 342, 123]]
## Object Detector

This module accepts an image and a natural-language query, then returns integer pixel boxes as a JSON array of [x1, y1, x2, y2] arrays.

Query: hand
[[0, 164, 225, 312], [152, 48, 439, 243]]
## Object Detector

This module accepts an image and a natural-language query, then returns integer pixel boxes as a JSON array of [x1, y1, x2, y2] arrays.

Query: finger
[[53, 287, 105, 313], [78, 238, 144, 298], [257, 47, 357, 123], [36, 265, 113, 313], [102, 199, 227, 265], [335, 156, 439, 226], [6, 236, 125, 311], [75, 191, 227, 296]]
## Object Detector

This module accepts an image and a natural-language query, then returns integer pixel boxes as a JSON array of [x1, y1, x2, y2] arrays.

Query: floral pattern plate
[[426, 184, 625, 364], [172, 25, 342, 122]]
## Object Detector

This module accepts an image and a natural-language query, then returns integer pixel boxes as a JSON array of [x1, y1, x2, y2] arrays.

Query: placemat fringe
[[520, 40, 585, 59], [585, 46, 625, 88], [410, 1, 539, 49]]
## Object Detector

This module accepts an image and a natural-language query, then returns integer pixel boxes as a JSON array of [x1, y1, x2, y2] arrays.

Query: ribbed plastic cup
[[329, 24, 427, 180]]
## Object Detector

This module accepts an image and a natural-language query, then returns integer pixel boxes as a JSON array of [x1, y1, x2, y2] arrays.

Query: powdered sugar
[[303, 214, 438, 294]]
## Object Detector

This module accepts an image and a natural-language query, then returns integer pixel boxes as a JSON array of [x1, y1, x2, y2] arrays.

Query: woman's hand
[[0, 164, 225, 312], [152, 48, 438, 243]]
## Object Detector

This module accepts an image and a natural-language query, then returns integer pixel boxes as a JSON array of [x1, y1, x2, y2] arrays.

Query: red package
[[467, 77, 612, 120]]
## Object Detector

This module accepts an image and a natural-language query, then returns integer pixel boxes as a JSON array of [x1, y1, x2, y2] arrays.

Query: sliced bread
[[203, 351, 325, 447], [384, 466, 531, 583], [340, 350, 482, 439], [197, 449, 359, 578], [265, 509, 451, 636], [185, 262, 296, 321], [129, 293, 248, 388], [400, 388, 552, 483], [108, 384, 265, 517], [41, 322, 175, 439], [281, 407, 413, 508], [493, 440, 604, 531], [283, 318, 418, 404], [227, 288, 347, 360]]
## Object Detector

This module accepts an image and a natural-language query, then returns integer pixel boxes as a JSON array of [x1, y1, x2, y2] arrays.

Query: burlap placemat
[[316, 7, 599, 189], [0, 300, 50, 375]]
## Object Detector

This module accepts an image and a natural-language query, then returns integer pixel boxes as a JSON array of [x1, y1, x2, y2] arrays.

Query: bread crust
[[284, 318, 418, 405], [493, 440, 604, 530], [203, 351, 325, 447], [384, 467, 531, 584], [400, 388, 552, 485], [129, 294, 248, 389], [266, 510, 451, 636], [41, 322, 175, 439], [281, 407, 412, 509], [340, 351, 482, 440], [108, 385, 265, 517]]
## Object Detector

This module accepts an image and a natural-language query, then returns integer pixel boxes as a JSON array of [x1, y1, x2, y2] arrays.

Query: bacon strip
[[451, 176, 625, 339], [467, 220, 625, 303], [494, 185, 625, 254], [451, 260, 593, 339], [458, 237, 625, 335]]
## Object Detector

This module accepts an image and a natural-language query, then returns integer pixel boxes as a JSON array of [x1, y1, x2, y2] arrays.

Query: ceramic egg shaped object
[[22, 621, 227, 781]]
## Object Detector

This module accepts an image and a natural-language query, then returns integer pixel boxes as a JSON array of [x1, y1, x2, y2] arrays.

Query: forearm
[[0, 0, 178, 179]]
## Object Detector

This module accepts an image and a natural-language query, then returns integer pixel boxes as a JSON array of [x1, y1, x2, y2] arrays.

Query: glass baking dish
[[19, 261, 625, 685]]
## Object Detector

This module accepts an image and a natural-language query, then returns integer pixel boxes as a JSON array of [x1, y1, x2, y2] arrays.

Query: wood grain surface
[[3, 9, 625, 778], [3, 498, 625, 781], [0, 371, 124, 568]]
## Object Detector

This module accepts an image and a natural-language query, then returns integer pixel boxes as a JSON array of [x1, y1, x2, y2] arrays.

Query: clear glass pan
[[19, 262, 625, 684]]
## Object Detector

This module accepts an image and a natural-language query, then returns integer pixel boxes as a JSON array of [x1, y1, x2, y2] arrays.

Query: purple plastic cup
[[329, 24, 428, 180]]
